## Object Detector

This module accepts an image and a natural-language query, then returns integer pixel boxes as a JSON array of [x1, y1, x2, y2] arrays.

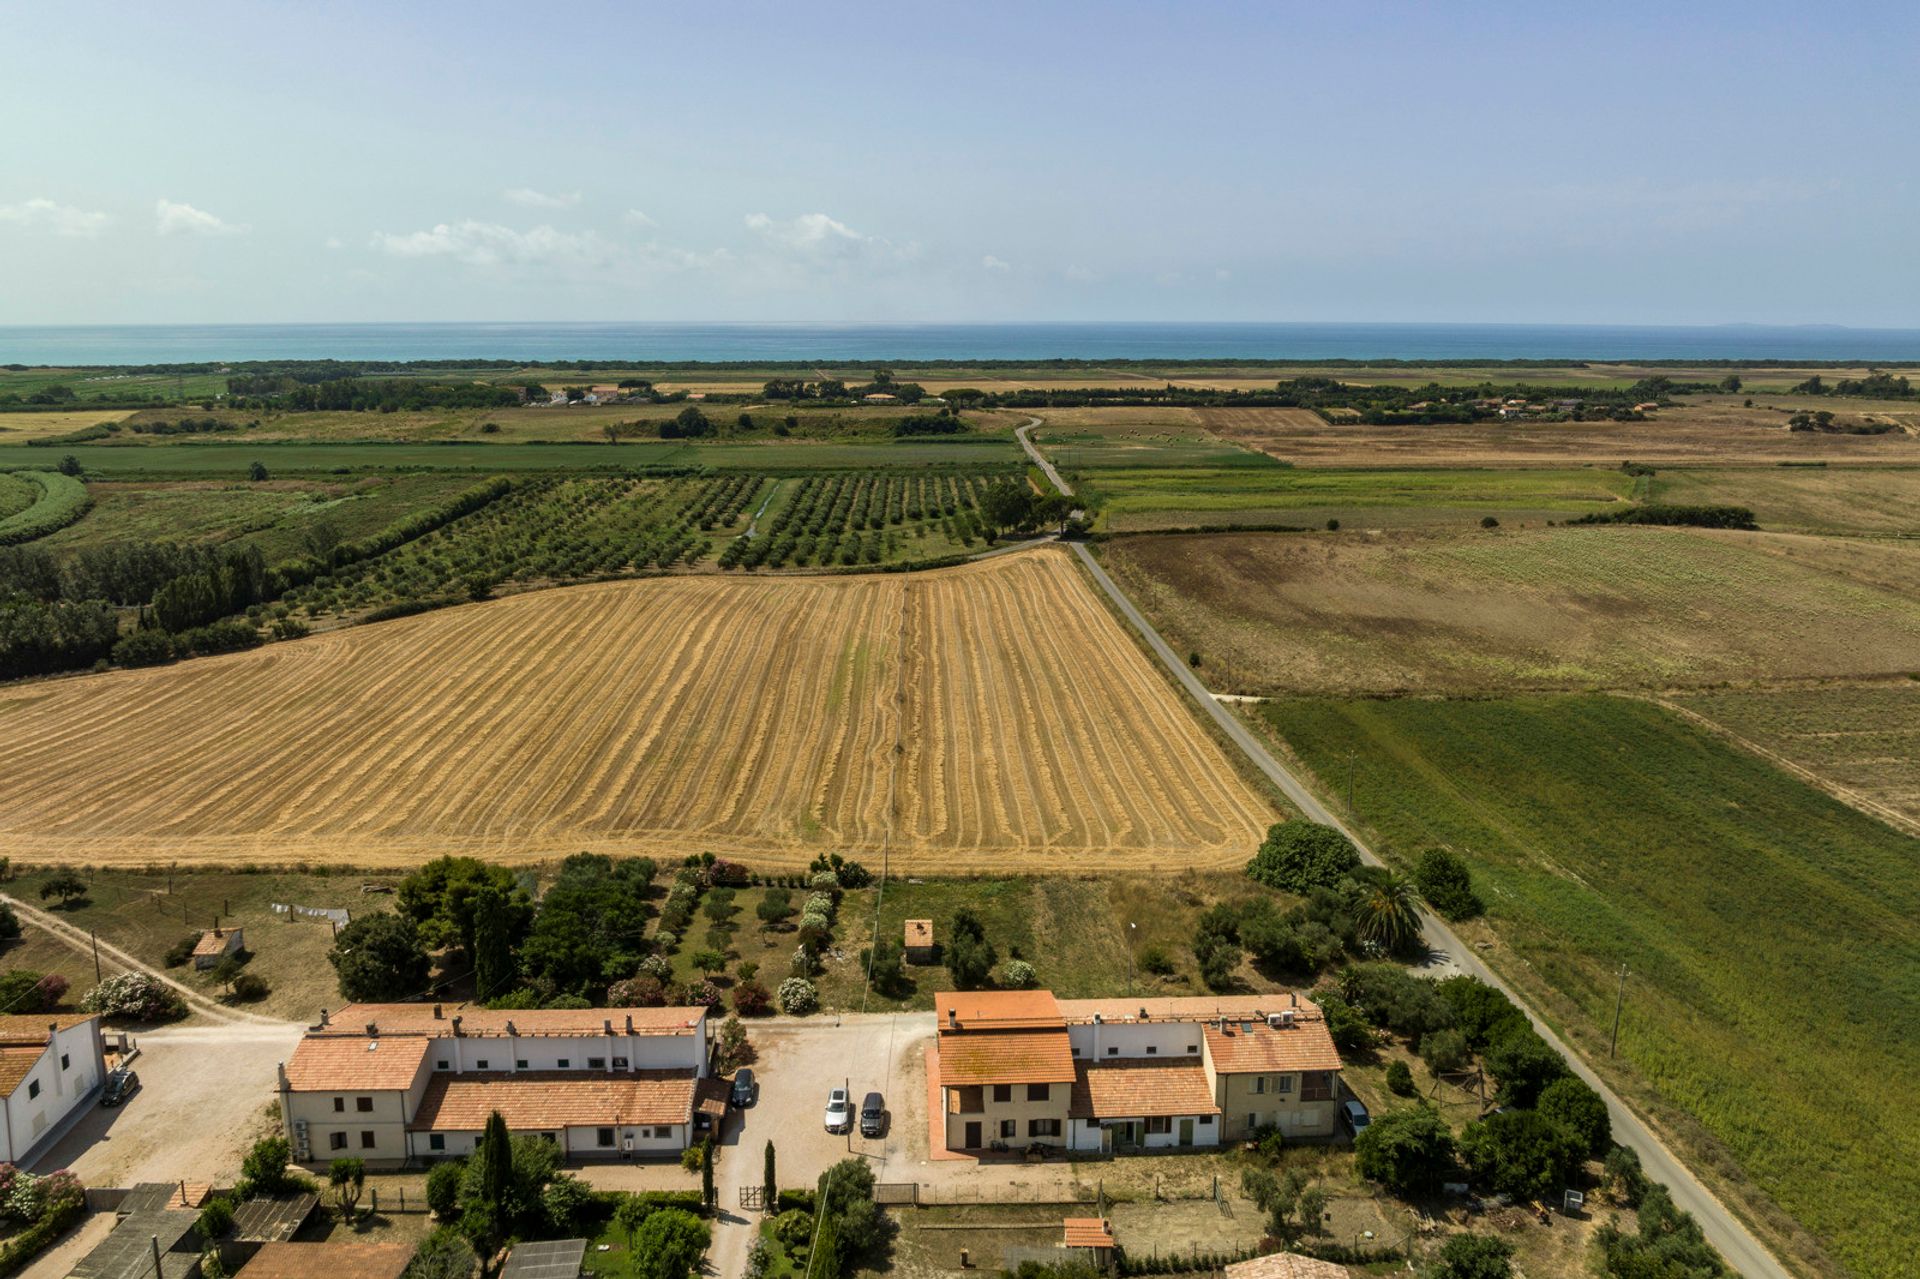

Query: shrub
[[1001, 960, 1036, 989], [1139, 945, 1175, 976], [1603, 1145, 1648, 1207], [1482, 1023, 1569, 1108], [1538, 1075, 1611, 1158], [79, 972, 187, 1023], [790, 946, 820, 978], [639, 954, 675, 981], [808, 870, 839, 891], [162, 933, 202, 968], [1414, 849, 1483, 921], [1460, 1109, 1585, 1200], [607, 974, 668, 1007], [1353, 1106, 1455, 1195], [1429, 1233, 1513, 1279], [1418, 1028, 1470, 1076], [231, 973, 270, 1002], [677, 980, 721, 1009], [1246, 821, 1360, 893], [113, 629, 176, 667], [732, 980, 771, 1016], [196, 1196, 234, 1240], [425, 1158, 465, 1217], [1385, 1060, 1416, 1096], [778, 977, 818, 1015]]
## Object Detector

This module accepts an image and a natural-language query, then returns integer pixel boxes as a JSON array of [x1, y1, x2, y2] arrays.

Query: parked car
[[823, 1087, 852, 1133], [1342, 1099, 1371, 1136], [101, 1068, 140, 1107], [859, 1091, 887, 1137], [731, 1068, 756, 1108]]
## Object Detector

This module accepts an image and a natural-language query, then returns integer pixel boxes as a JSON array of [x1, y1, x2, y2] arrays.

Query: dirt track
[[0, 548, 1274, 872]]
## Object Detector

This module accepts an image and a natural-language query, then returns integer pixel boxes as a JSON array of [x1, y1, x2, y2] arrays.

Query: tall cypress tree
[[763, 1140, 776, 1212], [473, 884, 513, 1002], [701, 1137, 715, 1211], [480, 1111, 512, 1212]]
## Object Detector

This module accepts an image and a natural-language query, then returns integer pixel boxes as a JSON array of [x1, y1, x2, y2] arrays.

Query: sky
[[1, 0, 1916, 327]]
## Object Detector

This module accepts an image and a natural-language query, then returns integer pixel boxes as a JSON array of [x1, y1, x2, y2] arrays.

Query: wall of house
[[1216, 1072, 1339, 1140], [410, 1122, 687, 1160], [941, 1080, 1070, 1149], [1067, 1020, 1204, 1062], [1, 1019, 105, 1164], [287, 1085, 415, 1166], [1069, 1113, 1221, 1152], [422, 1027, 705, 1075]]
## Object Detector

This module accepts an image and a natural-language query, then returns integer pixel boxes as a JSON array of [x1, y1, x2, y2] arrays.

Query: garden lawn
[[1258, 693, 1920, 1279]]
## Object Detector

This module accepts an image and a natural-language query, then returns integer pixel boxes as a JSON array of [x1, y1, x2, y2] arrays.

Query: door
[[965, 1121, 982, 1149], [1178, 1118, 1195, 1147]]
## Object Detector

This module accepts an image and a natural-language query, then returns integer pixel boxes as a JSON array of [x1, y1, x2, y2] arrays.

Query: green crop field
[[1258, 693, 1918, 1278], [0, 473, 33, 521], [1648, 465, 1920, 535]]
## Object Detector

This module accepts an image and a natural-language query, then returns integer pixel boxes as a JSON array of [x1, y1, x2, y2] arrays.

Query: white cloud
[[371, 220, 604, 267], [0, 198, 110, 238], [323, 236, 345, 250], [1214, 268, 1232, 281], [504, 187, 581, 210], [981, 255, 1011, 272], [623, 209, 658, 229], [155, 198, 248, 236], [743, 211, 917, 263]]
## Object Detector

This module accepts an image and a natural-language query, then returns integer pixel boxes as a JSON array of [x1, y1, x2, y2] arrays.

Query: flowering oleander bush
[[777, 978, 818, 1016]]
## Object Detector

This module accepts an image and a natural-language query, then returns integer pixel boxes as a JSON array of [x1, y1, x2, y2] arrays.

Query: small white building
[[193, 927, 245, 970], [0, 1013, 107, 1164]]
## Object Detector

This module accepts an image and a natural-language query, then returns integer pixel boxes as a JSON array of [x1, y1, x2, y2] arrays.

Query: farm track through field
[[0, 549, 1273, 871]]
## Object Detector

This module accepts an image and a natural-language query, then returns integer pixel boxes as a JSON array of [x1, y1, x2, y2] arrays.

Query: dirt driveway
[[28, 1022, 303, 1185]]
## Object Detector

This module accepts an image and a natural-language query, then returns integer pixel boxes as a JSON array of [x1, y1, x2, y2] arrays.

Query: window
[[1027, 1118, 1062, 1137], [651, 1126, 673, 1139], [992, 1084, 1012, 1103], [333, 1097, 345, 1113], [612, 1056, 628, 1069], [1199, 1115, 1214, 1125], [999, 1119, 1016, 1138], [1145, 1045, 1158, 1055], [597, 1127, 615, 1147], [516, 1059, 529, 1069], [475, 1059, 489, 1070], [1186, 1044, 1199, 1054], [1070, 1045, 1081, 1057], [587, 1057, 606, 1070], [356, 1096, 374, 1113], [436, 1060, 449, 1070], [1246, 1113, 1256, 1131], [1106, 1046, 1118, 1056], [1145, 1116, 1172, 1135], [1301, 1072, 1333, 1102], [1275, 1074, 1294, 1094], [428, 1134, 446, 1151], [59, 1053, 69, 1070], [27, 1080, 39, 1100], [557, 1058, 571, 1069], [1026, 1083, 1049, 1102], [1253, 1076, 1266, 1095], [330, 1132, 348, 1151], [360, 1131, 377, 1149]]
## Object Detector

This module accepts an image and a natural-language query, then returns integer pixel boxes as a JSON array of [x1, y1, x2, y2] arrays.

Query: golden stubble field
[[0, 548, 1274, 871]]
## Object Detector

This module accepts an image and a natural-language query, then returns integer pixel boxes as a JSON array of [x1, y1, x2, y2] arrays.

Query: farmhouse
[[0, 1013, 107, 1163], [192, 927, 244, 969], [931, 991, 1342, 1154], [276, 1002, 713, 1167], [904, 918, 935, 963]]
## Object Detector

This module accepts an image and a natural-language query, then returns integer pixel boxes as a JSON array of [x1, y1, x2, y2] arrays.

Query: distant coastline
[[3, 321, 1919, 366]]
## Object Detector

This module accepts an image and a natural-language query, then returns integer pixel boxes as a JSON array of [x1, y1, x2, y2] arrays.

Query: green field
[[1649, 466, 1920, 535], [0, 473, 33, 520], [1258, 694, 1918, 1279]]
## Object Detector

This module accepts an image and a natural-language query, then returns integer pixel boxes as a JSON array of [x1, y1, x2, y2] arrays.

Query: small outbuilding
[[193, 928, 244, 970], [1062, 1218, 1117, 1265], [904, 919, 935, 964], [1222, 1252, 1352, 1279]]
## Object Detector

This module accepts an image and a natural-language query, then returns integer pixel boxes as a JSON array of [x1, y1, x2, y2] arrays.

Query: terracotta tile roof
[[284, 1034, 430, 1092], [934, 990, 1063, 1030], [1055, 994, 1315, 1025], [320, 1004, 704, 1039], [193, 931, 237, 957], [237, 1242, 415, 1279], [1223, 1253, 1351, 1279], [1069, 1059, 1220, 1120], [0, 1046, 44, 1096], [905, 920, 933, 946], [0, 1013, 95, 1042], [694, 1076, 730, 1117], [937, 1029, 1076, 1086], [1062, 1218, 1115, 1249], [407, 1069, 698, 1130], [1203, 1017, 1342, 1075]]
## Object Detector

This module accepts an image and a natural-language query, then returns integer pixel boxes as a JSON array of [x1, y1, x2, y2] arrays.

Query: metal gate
[[739, 1185, 766, 1211]]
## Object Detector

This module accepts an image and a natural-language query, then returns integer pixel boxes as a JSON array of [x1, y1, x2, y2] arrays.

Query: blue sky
[[2, 0, 1915, 326]]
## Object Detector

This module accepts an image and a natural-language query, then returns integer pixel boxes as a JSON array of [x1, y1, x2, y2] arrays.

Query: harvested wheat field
[[0, 547, 1274, 871]]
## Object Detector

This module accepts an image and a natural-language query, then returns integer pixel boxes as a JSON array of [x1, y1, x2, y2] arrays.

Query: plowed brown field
[[0, 548, 1273, 871]]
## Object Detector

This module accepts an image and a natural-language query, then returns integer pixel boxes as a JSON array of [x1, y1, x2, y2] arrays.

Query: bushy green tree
[[1246, 822, 1360, 892], [1354, 1106, 1455, 1195], [1459, 1109, 1584, 1200], [1482, 1023, 1568, 1108], [1414, 849, 1483, 920], [397, 857, 533, 959], [815, 1157, 884, 1270], [631, 1208, 709, 1279], [405, 1227, 477, 1279], [1428, 1233, 1513, 1279], [1537, 1075, 1611, 1157], [519, 853, 654, 997], [943, 909, 996, 990], [328, 913, 431, 1002]]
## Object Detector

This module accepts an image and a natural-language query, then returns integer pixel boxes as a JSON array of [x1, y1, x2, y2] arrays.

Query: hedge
[[0, 473, 92, 547], [0, 1197, 86, 1278]]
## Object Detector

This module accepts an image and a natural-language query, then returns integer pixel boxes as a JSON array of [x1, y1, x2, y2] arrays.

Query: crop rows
[[723, 471, 999, 570], [0, 471, 93, 547]]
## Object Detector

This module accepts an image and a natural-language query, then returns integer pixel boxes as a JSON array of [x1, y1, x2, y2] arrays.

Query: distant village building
[[904, 919, 935, 964], [0, 1013, 107, 1163], [193, 927, 244, 970]]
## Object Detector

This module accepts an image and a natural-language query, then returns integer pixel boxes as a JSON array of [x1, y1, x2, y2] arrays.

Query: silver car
[[823, 1087, 853, 1133]]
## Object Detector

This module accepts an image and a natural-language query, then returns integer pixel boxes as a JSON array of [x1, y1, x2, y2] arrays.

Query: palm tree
[[1351, 873, 1424, 953]]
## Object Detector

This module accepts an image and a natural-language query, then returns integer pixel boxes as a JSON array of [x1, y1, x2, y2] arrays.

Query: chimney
[[1290, 991, 1298, 1008], [624, 1014, 634, 1035], [319, 1007, 330, 1027], [946, 1007, 958, 1029], [365, 1022, 378, 1038], [450, 1015, 463, 1037], [505, 1020, 517, 1037], [433, 1003, 443, 1019], [603, 1018, 614, 1036]]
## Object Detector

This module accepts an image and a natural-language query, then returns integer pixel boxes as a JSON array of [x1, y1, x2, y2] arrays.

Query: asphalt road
[[1024, 422, 1791, 1279]]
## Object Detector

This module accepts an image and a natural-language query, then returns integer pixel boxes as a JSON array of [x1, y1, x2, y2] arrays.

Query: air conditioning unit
[[1268, 1011, 1296, 1028]]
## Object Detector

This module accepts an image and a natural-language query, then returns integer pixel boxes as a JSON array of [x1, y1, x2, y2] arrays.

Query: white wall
[[1, 1019, 105, 1164], [424, 1027, 705, 1075], [1068, 1020, 1204, 1062]]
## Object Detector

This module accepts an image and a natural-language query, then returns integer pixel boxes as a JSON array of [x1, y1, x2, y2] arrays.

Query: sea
[[2, 321, 1918, 366]]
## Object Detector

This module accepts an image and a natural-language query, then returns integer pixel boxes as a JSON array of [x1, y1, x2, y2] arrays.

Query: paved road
[[1040, 440, 1789, 1277], [1014, 417, 1071, 495]]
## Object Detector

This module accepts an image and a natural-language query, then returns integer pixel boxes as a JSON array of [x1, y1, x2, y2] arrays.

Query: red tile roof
[[193, 930, 239, 957], [1055, 994, 1314, 1025], [937, 1029, 1076, 1086], [934, 990, 1063, 1030], [1069, 1059, 1220, 1120], [0, 1014, 94, 1043], [1223, 1253, 1352, 1279], [0, 1046, 44, 1097], [905, 920, 933, 947], [322, 1003, 704, 1038], [408, 1069, 698, 1130], [284, 1034, 430, 1092], [238, 1242, 415, 1279], [1063, 1218, 1115, 1249], [1202, 1017, 1342, 1075]]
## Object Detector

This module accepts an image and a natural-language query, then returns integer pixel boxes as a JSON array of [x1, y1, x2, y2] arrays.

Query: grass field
[[1648, 466, 1920, 535], [1670, 683, 1920, 834], [0, 473, 34, 520], [0, 548, 1275, 871], [1099, 526, 1920, 694], [0, 409, 138, 442], [1257, 693, 1918, 1279], [1200, 399, 1920, 468]]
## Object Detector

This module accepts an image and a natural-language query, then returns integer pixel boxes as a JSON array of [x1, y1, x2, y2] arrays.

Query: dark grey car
[[859, 1091, 887, 1137]]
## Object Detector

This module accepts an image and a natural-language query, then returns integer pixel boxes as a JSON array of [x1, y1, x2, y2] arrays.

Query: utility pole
[[1609, 964, 1629, 1057], [1125, 922, 1137, 996], [1346, 749, 1356, 815], [91, 931, 102, 985]]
